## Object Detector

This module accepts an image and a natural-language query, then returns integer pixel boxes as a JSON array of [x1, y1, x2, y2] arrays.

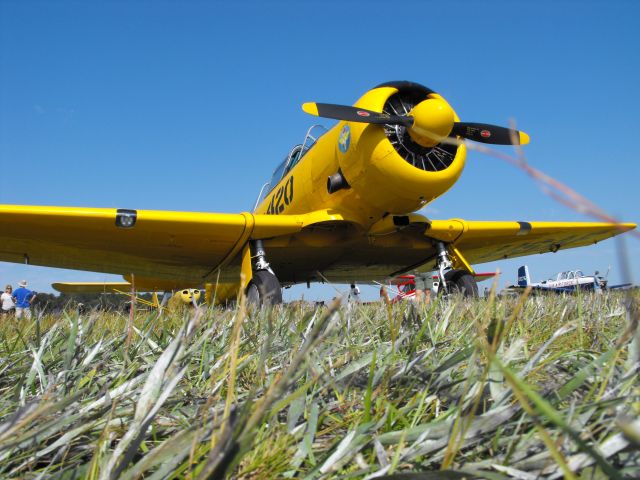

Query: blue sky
[[0, 0, 638, 301]]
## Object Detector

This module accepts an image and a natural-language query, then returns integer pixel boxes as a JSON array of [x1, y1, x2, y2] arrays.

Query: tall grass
[[0, 291, 638, 479]]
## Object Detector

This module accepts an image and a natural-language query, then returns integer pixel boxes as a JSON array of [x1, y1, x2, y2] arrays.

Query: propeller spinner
[[302, 98, 530, 147]]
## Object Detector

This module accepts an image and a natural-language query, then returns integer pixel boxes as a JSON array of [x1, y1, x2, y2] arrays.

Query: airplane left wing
[[427, 220, 636, 265], [0, 205, 341, 283]]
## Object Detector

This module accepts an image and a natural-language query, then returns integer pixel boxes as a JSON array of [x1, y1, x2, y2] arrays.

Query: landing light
[[116, 209, 137, 228]]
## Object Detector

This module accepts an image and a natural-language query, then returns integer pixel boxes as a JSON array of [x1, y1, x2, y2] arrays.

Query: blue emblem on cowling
[[338, 125, 350, 153]]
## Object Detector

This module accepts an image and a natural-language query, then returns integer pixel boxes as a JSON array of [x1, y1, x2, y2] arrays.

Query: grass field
[[0, 291, 638, 479]]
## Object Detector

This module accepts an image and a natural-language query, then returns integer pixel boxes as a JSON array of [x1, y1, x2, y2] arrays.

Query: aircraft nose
[[407, 98, 455, 148]]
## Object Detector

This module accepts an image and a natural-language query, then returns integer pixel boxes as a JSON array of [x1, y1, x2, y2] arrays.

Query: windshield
[[269, 159, 288, 190], [264, 124, 328, 196]]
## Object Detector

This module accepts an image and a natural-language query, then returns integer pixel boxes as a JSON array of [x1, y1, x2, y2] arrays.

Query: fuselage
[[535, 270, 603, 292]]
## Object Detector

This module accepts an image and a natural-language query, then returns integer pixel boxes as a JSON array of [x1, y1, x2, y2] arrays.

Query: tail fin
[[517, 265, 531, 287]]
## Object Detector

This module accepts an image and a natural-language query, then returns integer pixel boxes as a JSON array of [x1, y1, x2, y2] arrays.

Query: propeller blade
[[302, 102, 413, 127], [303, 102, 530, 146], [451, 122, 530, 145]]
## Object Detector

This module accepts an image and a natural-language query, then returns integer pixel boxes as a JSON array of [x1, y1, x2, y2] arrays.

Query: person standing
[[1, 285, 15, 316], [414, 273, 433, 304], [12, 280, 36, 320], [349, 283, 361, 303]]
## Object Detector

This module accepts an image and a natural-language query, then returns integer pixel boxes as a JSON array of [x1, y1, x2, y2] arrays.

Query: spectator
[[1, 284, 15, 316], [414, 273, 433, 304], [379, 285, 390, 304], [12, 280, 36, 320], [349, 283, 361, 303]]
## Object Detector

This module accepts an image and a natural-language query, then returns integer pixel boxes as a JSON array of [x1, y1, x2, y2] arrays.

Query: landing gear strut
[[434, 241, 478, 298], [435, 242, 453, 291], [246, 239, 283, 305]]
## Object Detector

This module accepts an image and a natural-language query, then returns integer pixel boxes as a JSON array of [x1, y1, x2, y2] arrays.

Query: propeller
[[302, 98, 530, 147], [302, 103, 412, 127]]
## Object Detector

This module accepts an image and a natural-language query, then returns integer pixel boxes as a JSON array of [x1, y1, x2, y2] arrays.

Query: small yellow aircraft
[[0, 81, 635, 303], [52, 280, 203, 311]]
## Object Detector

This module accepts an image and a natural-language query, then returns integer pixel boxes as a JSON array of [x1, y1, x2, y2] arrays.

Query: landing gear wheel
[[438, 269, 478, 298], [245, 270, 283, 306]]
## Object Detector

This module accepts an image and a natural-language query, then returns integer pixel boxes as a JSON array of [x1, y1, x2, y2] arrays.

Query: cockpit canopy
[[266, 125, 327, 194], [556, 270, 585, 281]]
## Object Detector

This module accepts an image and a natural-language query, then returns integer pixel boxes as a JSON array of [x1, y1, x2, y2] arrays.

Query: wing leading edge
[[427, 219, 636, 265], [0, 205, 344, 283], [0, 205, 634, 286]]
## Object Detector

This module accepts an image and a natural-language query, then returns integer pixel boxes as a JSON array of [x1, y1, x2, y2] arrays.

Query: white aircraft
[[510, 265, 631, 293]]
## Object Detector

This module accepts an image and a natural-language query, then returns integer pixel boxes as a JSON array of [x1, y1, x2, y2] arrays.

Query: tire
[[245, 270, 282, 306], [246, 283, 259, 305], [438, 269, 479, 298]]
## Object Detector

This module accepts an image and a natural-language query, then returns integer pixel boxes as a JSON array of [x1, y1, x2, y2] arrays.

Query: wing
[[52, 282, 132, 294], [428, 220, 636, 265], [386, 272, 495, 286], [52, 278, 240, 303], [51, 277, 197, 293], [474, 272, 497, 283], [1, 205, 635, 286], [508, 285, 589, 294], [0, 205, 342, 283], [262, 218, 635, 283]]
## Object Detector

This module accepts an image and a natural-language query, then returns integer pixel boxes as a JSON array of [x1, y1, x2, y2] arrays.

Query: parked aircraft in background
[[390, 272, 496, 300], [508, 265, 633, 293], [0, 81, 635, 303], [52, 280, 204, 311]]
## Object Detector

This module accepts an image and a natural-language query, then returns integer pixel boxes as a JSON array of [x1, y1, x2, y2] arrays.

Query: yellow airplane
[[52, 280, 203, 311], [0, 81, 635, 303]]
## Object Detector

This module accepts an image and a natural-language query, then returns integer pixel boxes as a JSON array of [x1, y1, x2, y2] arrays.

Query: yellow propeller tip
[[519, 131, 530, 145], [302, 102, 318, 116]]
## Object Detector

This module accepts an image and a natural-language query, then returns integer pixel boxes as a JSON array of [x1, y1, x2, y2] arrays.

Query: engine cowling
[[336, 82, 466, 216], [256, 82, 468, 227]]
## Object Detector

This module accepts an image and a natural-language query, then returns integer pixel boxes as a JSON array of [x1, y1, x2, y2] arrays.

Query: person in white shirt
[[1, 284, 15, 315], [349, 283, 361, 303]]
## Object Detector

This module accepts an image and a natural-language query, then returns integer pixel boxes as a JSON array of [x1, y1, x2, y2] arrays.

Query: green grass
[[0, 291, 638, 479]]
